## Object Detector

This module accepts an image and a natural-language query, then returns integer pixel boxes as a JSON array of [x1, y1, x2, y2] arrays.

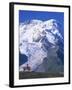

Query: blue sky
[[19, 10, 64, 25]]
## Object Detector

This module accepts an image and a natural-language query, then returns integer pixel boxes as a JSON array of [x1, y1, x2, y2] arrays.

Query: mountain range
[[19, 19, 64, 75]]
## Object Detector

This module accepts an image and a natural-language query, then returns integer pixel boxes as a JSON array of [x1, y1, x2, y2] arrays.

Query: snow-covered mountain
[[19, 19, 64, 73]]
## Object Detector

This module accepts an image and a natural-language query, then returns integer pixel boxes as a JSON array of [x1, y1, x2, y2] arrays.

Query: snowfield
[[19, 19, 63, 72]]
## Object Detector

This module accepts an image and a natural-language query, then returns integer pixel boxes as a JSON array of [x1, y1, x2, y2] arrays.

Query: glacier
[[19, 19, 64, 73]]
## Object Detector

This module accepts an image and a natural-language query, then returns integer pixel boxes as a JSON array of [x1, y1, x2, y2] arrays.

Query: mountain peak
[[19, 19, 63, 72]]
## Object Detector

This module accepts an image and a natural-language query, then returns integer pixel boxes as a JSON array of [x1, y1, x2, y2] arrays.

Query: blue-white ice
[[19, 19, 63, 72]]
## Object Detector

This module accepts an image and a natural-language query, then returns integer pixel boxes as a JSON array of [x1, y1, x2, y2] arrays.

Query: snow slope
[[19, 19, 63, 72]]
